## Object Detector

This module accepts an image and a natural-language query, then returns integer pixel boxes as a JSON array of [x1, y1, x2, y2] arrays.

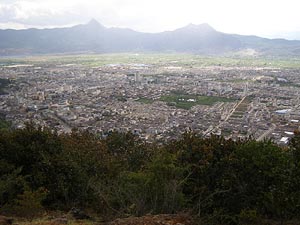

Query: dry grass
[[13, 212, 99, 225], [17, 218, 97, 225]]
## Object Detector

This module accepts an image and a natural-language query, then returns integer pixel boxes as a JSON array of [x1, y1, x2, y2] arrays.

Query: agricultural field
[[1, 53, 300, 68]]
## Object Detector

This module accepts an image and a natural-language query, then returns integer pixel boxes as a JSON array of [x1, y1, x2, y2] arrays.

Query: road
[[203, 96, 247, 136], [45, 111, 73, 133], [256, 123, 276, 141]]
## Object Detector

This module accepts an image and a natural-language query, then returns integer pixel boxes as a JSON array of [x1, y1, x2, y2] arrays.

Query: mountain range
[[0, 19, 300, 56]]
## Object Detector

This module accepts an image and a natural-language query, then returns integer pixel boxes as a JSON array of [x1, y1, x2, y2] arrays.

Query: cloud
[[0, 1, 84, 26], [0, 3, 18, 22]]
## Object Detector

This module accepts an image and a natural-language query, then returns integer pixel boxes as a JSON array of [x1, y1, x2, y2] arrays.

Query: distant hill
[[0, 19, 300, 56]]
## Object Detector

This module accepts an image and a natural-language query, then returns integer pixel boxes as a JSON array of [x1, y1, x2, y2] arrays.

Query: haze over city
[[0, 0, 300, 40]]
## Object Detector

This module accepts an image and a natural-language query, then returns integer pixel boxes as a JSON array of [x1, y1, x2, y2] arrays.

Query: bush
[[1, 186, 47, 218], [110, 150, 187, 216], [0, 162, 25, 209], [0, 124, 300, 223]]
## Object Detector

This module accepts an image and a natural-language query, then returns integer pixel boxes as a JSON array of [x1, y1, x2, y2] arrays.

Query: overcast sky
[[0, 0, 300, 39]]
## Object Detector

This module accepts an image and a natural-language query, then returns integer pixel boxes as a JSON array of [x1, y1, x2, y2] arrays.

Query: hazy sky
[[0, 0, 300, 39]]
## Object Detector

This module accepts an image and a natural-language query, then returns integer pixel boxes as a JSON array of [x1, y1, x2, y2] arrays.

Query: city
[[1, 54, 299, 145]]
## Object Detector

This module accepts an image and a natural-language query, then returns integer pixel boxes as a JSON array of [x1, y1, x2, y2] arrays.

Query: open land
[[1, 53, 300, 144]]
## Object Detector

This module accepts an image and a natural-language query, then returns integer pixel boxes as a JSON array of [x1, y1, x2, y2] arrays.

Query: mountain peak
[[0, 20, 299, 56], [182, 23, 216, 32], [86, 19, 104, 28]]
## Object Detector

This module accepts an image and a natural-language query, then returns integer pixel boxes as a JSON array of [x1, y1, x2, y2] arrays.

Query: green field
[[0, 78, 11, 95], [159, 94, 235, 110], [1, 53, 300, 68], [0, 118, 10, 129], [137, 94, 235, 109], [136, 98, 155, 104]]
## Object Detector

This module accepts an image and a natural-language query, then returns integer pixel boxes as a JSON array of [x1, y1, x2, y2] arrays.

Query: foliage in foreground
[[0, 124, 300, 224]]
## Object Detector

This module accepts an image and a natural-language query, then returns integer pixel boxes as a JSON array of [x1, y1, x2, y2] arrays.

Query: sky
[[0, 0, 300, 40]]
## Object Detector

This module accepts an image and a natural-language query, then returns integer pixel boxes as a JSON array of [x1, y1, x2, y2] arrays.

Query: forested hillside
[[1, 123, 300, 224]]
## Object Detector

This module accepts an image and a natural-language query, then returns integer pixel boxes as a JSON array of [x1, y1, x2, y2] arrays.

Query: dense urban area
[[0, 54, 300, 144]]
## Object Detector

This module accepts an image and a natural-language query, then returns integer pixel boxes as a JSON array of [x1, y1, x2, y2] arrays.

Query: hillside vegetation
[[0, 124, 300, 224]]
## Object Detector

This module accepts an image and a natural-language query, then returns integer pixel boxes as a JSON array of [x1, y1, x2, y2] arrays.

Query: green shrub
[[111, 150, 187, 216], [1, 186, 47, 218], [239, 209, 259, 224]]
